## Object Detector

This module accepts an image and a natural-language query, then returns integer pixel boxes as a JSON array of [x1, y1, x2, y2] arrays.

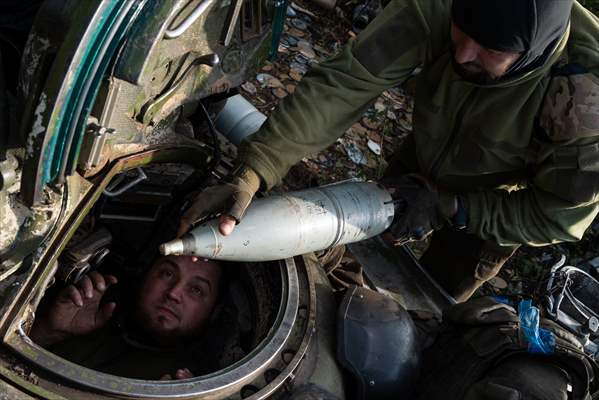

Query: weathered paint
[[25, 93, 47, 159]]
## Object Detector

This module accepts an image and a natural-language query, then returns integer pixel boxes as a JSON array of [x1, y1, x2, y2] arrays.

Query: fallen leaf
[[374, 100, 385, 112], [291, 18, 308, 31], [488, 276, 508, 290], [299, 47, 316, 59], [289, 62, 308, 74], [241, 81, 257, 95], [361, 116, 380, 130], [289, 69, 304, 81], [286, 84, 296, 93], [286, 35, 300, 46], [290, 2, 317, 18], [343, 142, 368, 165], [273, 88, 288, 98], [350, 122, 368, 135], [367, 140, 382, 155], [288, 28, 305, 37], [257, 73, 285, 88], [367, 130, 382, 142], [313, 44, 331, 56]]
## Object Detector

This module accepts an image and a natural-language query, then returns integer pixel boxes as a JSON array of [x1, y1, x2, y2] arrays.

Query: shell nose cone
[[159, 239, 184, 256]]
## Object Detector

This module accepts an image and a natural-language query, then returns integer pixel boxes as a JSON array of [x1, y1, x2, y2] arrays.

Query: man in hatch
[[30, 255, 222, 380], [178, 0, 599, 302]]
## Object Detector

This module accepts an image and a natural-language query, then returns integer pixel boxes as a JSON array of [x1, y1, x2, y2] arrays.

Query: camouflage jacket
[[238, 0, 599, 247]]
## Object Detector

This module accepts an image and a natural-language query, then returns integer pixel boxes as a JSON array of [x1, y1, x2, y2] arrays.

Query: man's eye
[[159, 269, 173, 279], [189, 286, 203, 296]]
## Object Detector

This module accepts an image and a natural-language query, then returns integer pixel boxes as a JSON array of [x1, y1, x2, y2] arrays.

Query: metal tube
[[165, 0, 215, 39], [160, 181, 395, 261], [215, 94, 267, 146]]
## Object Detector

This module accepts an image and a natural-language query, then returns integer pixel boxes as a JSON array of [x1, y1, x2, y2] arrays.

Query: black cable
[[198, 100, 222, 170]]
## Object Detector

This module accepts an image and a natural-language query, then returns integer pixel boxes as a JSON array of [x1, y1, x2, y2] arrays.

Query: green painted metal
[[268, 0, 288, 60], [41, 0, 148, 186]]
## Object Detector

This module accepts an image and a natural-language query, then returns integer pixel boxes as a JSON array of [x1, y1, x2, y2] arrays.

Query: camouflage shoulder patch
[[540, 72, 599, 141]]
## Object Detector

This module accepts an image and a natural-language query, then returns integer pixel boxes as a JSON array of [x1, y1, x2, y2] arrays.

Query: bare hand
[[218, 215, 236, 236], [31, 272, 118, 346]]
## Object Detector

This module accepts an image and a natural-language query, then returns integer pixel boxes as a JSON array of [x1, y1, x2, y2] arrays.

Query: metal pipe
[[215, 94, 267, 146], [165, 0, 215, 39], [160, 181, 395, 261]]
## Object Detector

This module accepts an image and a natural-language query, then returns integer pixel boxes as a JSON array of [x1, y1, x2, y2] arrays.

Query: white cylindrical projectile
[[160, 181, 395, 261]]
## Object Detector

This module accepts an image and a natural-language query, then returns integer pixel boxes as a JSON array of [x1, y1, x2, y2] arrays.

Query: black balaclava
[[451, 0, 574, 76]]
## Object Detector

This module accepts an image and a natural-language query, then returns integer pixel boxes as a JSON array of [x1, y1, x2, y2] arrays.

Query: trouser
[[385, 135, 520, 302], [318, 234, 518, 302], [315, 245, 364, 292], [420, 228, 519, 302]]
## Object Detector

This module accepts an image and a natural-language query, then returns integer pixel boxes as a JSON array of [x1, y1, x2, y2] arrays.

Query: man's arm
[[178, 0, 451, 235], [30, 272, 117, 347], [239, 0, 450, 189], [467, 69, 599, 246]]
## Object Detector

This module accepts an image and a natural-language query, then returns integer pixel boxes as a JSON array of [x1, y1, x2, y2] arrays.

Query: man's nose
[[165, 283, 184, 303], [454, 37, 480, 64]]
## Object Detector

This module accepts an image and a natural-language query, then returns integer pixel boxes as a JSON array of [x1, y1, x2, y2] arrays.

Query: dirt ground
[[237, 0, 599, 298]]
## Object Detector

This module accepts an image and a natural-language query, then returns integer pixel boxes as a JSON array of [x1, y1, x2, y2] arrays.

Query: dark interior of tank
[[31, 162, 283, 378]]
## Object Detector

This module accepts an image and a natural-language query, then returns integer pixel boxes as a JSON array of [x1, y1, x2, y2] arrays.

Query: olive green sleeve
[[238, 0, 450, 189], [467, 137, 599, 247], [466, 186, 599, 247], [467, 73, 599, 246]]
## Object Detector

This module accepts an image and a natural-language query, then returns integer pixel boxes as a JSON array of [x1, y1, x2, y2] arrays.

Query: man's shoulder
[[540, 2, 599, 148], [539, 65, 599, 143], [567, 2, 599, 77]]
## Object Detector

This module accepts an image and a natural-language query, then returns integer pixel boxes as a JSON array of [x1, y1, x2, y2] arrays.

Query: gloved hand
[[177, 165, 261, 237], [382, 174, 458, 245]]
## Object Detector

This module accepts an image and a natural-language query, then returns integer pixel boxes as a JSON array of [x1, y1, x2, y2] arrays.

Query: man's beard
[[129, 305, 196, 348], [451, 57, 497, 85]]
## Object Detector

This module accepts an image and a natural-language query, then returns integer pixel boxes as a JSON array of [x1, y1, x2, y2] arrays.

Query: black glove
[[382, 174, 461, 245]]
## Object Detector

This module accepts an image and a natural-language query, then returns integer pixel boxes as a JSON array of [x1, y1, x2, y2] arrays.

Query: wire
[[198, 100, 222, 170]]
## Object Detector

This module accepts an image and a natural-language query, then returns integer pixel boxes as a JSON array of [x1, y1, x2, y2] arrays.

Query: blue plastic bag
[[518, 299, 555, 355], [493, 295, 513, 306]]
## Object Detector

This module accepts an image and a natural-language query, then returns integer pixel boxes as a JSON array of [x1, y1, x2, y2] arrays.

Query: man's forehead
[[154, 256, 221, 281]]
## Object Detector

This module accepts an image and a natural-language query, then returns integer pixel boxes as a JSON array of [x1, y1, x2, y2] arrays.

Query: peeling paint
[[25, 93, 48, 158], [0, 195, 31, 254], [20, 34, 51, 99]]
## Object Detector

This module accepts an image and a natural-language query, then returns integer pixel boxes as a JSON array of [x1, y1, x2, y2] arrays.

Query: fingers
[[65, 285, 84, 307], [160, 369, 193, 380], [175, 368, 193, 379], [219, 215, 237, 236], [79, 275, 94, 299], [178, 207, 207, 237], [79, 271, 118, 295], [96, 302, 117, 327], [87, 271, 107, 291], [178, 184, 239, 238], [178, 196, 210, 238], [63, 272, 118, 307]]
